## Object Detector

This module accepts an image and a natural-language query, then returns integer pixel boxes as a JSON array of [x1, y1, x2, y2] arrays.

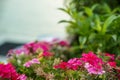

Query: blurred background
[[0, 0, 68, 61]]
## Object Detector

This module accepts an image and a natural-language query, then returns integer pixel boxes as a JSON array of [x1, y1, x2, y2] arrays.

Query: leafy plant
[[60, 1, 120, 57]]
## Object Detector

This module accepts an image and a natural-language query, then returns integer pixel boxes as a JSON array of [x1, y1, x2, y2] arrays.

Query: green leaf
[[84, 7, 93, 17], [58, 20, 74, 24], [79, 36, 87, 49], [112, 34, 117, 41], [112, 7, 120, 13], [58, 7, 70, 15], [102, 15, 118, 34], [94, 15, 102, 32], [103, 3, 111, 13], [91, 4, 99, 11]]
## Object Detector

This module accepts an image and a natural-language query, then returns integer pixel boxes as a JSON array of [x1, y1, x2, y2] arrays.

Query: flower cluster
[[8, 41, 51, 55], [6, 40, 70, 79], [104, 53, 117, 68], [8, 39, 69, 56], [81, 52, 105, 75], [54, 58, 82, 70], [0, 63, 27, 80], [54, 52, 105, 75], [2, 40, 120, 80]]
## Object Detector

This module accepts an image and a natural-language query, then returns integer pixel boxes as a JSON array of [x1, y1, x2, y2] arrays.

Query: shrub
[[60, 0, 120, 56]]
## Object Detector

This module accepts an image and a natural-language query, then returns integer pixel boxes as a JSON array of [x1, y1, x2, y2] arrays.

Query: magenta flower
[[58, 40, 69, 46], [42, 51, 53, 57], [81, 52, 105, 75], [108, 61, 116, 68], [23, 58, 40, 67], [0, 63, 19, 80], [51, 38, 69, 46], [81, 52, 104, 69], [54, 58, 82, 70], [54, 62, 68, 70]]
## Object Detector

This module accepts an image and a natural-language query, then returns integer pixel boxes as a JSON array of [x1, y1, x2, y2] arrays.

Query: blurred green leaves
[[60, 0, 120, 56]]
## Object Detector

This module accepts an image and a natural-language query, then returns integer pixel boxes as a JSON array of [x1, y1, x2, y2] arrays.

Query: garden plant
[[1, 0, 120, 80]]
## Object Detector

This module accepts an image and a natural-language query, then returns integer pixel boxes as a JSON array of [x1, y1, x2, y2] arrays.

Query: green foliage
[[65, 0, 120, 12], [60, 0, 120, 56]]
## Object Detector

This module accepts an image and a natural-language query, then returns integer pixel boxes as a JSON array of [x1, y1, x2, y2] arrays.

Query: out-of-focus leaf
[[112, 7, 120, 13], [58, 7, 70, 15], [79, 36, 87, 49], [103, 3, 111, 13], [84, 7, 93, 17], [91, 4, 99, 11], [58, 20, 75, 24], [94, 15, 102, 32], [102, 15, 118, 34], [112, 34, 117, 41]]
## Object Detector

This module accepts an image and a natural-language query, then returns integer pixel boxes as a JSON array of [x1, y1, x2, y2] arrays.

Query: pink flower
[[67, 58, 82, 70], [108, 61, 116, 68], [51, 38, 69, 46], [105, 53, 115, 61], [24, 41, 50, 53], [81, 52, 104, 69], [33, 42, 50, 51], [23, 58, 40, 67], [54, 62, 68, 70], [54, 58, 82, 70], [14, 47, 29, 55], [84, 63, 105, 75], [58, 40, 69, 46], [81, 52, 105, 75], [17, 74, 27, 80], [42, 51, 53, 57], [7, 39, 69, 56], [8, 41, 51, 56], [7, 47, 30, 56], [54, 51, 106, 75], [0, 63, 19, 80]]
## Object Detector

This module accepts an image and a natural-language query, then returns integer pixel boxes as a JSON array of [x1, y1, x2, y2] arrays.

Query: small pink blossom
[[81, 52, 105, 75], [84, 63, 105, 75], [24, 41, 51, 53], [58, 40, 69, 46], [54, 62, 68, 70], [67, 58, 82, 70], [81, 52, 104, 69], [51, 38, 69, 46], [42, 51, 53, 57], [23, 58, 40, 67], [108, 61, 116, 68], [17, 74, 27, 80], [7, 48, 29, 56], [105, 53, 115, 61]]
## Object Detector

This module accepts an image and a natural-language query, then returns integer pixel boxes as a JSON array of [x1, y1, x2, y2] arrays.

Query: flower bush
[[1, 0, 120, 80], [0, 40, 119, 80]]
